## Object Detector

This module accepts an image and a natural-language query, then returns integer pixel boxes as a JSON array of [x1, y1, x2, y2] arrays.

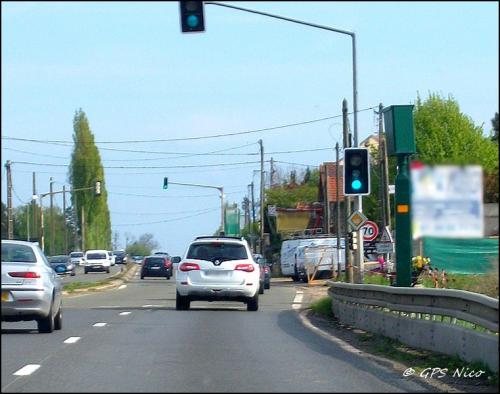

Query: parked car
[[1, 240, 63, 333], [175, 235, 260, 311], [107, 251, 116, 266], [253, 254, 271, 290], [113, 250, 127, 264], [49, 255, 76, 276], [82, 250, 111, 274], [69, 251, 84, 266], [141, 255, 173, 279], [132, 255, 144, 264]]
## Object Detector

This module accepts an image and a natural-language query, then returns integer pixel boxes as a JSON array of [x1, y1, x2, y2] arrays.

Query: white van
[[83, 249, 111, 274], [280, 237, 345, 281]]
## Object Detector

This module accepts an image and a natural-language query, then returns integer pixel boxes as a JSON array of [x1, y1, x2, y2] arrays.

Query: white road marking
[[292, 293, 304, 310], [142, 304, 153, 308], [142, 304, 163, 308], [63, 337, 81, 344], [93, 322, 107, 327], [119, 311, 131, 315], [118, 284, 126, 290], [296, 291, 304, 294], [13, 364, 40, 376]]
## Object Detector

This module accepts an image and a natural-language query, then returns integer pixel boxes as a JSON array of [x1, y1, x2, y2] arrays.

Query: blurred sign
[[347, 210, 368, 231], [267, 205, 277, 217], [411, 164, 484, 238]]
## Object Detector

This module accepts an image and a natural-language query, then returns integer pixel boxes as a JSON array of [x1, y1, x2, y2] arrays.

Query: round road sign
[[361, 221, 379, 242]]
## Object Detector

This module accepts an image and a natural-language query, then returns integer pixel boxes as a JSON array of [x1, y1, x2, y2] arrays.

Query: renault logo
[[214, 260, 222, 266]]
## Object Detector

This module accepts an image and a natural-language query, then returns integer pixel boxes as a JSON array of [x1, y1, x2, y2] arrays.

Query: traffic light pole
[[167, 181, 225, 234]]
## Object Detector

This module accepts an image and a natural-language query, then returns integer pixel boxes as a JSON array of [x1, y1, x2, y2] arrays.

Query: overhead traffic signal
[[179, 1, 205, 33], [95, 181, 101, 196], [343, 148, 370, 196], [163, 177, 168, 190]]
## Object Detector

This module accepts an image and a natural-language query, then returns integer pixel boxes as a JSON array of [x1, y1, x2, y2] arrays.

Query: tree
[[491, 112, 499, 143], [125, 233, 159, 256], [414, 93, 498, 203], [68, 109, 112, 249]]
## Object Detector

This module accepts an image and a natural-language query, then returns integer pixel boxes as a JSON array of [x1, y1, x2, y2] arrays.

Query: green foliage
[[266, 168, 321, 208], [1, 201, 7, 238], [414, 93, 498, 172], [69, 109, 111, 250], [310, 296, 334, 318], [125, 233, 159, 257], [491, 112, 499, 142]]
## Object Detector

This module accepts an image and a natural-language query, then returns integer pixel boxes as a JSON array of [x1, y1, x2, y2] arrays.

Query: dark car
[[254, 254, 271, 291], [141, 255, 173, 279], [113, 250, 127, 264], [49, 255, 76, 276]]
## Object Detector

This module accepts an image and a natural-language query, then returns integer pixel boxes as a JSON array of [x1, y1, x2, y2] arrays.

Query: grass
[[310, 296, 333, 318], [421, 269, 499, 298], [63, 263, 134, 293], [363, 272, 391, 285]]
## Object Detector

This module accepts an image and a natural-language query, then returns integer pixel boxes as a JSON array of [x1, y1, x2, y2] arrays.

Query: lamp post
[[205, 1, 362, 277]]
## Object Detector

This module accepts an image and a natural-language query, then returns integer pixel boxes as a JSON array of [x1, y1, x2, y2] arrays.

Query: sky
[[2, 1, 498, 256]]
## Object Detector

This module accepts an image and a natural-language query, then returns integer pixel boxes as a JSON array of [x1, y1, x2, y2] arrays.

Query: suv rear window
[[1, 243, 37, 263], [186, 242, 248, 262], [70, 252, 83, 258], [144, 257, 165, 265], [86, 253, 107, 260]]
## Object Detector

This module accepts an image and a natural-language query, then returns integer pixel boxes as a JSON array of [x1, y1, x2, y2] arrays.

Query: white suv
[[83, 250, 111, 274], [175, 236, 260, 311]]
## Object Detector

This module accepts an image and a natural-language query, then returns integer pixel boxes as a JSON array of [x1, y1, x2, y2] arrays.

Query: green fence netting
[[422, 237, 499, 274]]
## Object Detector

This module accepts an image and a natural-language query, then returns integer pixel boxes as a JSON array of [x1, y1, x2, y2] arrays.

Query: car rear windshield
[[70, 252, 83, 258], [50, 256, 68, 263], [1, 243, 37, 263], [186, 242, 248, 261], [114, 251, 125, 257], [144, 257, 165, 265], [86, 253, 107, 260]]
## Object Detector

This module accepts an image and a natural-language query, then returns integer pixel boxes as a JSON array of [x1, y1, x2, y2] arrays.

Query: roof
[[319, 162, 345, 203]]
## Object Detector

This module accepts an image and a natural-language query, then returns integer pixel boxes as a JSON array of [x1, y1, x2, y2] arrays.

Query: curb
[[62, 264, 139, 296]]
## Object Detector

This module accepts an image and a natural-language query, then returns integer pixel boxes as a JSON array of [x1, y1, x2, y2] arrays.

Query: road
[[2, 271, 435, 392]]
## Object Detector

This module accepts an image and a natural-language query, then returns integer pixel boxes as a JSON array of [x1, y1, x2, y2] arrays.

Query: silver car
[[1, 240, 63, 333]]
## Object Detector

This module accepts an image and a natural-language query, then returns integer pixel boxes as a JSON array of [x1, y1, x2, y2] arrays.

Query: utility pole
[[378, 103, 391, 230], [335, 142, 341, 278], [32, 172, 37, 240], [50, 177, 55, 256], [250, 182, 256, 253], [81, 205, 85, 252], [259, 139, 265, 255], [63, 185, 67, 255], [5, 161, 13, 239], [343, 99, 354, 283], [270, 157, 275, 188]]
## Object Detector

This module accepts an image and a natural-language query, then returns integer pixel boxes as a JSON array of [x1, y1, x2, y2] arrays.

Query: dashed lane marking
[[119, 312, 131, 316], [118, 285, 126, 290], [13, 365, 40, 376], [63, 337, 81, 344], [93, 322, 107, 327], [292, 293, 304, 310]]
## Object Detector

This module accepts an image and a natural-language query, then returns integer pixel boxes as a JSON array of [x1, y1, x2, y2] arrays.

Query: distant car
[[253, 254, 271, 290], [83, 250, 111, 274], [175, 236, 260, 311], [69, 251, 84, 266], [107, 251, 116, 266], [132, 255, 144, 264], [153, 252, 170, 256], [141, 255, 173, 280], [1, 240, 63, 333], [49, 255, 76, 276], [113, 250, 127, 264]]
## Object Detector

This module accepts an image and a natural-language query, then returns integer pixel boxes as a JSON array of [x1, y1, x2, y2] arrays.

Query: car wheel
[[176, 291, 190, 310], [141, 276, 144, 279], [106, 267, 110, 273], [38, 303, 55, 333], [166, 275, 171, 280], [264, 281, 270, 290], [84, 268, 88, 274], [247, 292, 259, 311], [54, 306, 62, 330], [71, 271, 76, 276], [259, 283, 264, 294]]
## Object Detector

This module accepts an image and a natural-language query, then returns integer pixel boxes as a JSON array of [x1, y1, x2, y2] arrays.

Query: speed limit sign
[[361, 221, 379, 242]]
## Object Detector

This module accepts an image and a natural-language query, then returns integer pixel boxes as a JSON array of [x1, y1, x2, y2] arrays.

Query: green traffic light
[[187, 15, 199, 28], [351, 180, 362, 190]]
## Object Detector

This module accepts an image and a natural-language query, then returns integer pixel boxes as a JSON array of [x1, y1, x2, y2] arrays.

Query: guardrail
[[327, 281, 499, 371]]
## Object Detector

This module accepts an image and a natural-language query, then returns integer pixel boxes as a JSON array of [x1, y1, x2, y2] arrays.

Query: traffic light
[[179, 1, 205, 33], [343, 148, 370, 195], [163, 177, 168, 190], [95, 181, 101, 196], [347, 232, 358, 250]]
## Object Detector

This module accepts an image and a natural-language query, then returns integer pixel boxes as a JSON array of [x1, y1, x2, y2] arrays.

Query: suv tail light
[[234, 263, 254, 272], [179, 262, 200, 272], [163, 260, 172, 268], [9, 272, 41, 278], [264, 266, 269, 273]]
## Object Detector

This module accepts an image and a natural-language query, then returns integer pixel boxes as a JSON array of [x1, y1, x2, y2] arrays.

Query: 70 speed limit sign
[[361, 221, 379, 242]]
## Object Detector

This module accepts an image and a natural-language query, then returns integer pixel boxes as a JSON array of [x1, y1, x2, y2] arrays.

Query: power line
[[113, 207, 219, 226], [2, 106, 377, 144], [11, 160, 265, 169]]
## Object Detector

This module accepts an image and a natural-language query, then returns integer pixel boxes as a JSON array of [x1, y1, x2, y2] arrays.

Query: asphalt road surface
[[2, 271, 436, 392]]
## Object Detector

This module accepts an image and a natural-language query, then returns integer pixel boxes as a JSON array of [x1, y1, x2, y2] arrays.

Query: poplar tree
[[68, 109, 111, 250]]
